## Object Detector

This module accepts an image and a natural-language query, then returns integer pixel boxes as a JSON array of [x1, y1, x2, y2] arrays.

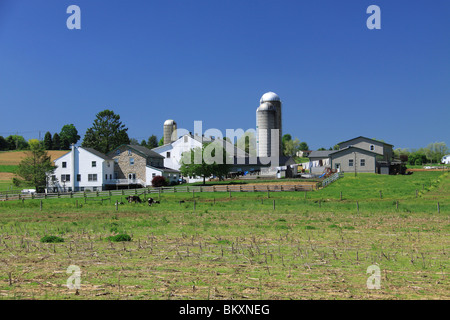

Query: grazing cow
[[147, 198, 160, 206], [126, 195, 142, 203]]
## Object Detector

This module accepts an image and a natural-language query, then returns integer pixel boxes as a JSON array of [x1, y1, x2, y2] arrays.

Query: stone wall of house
[[111, 146, 146, 181]]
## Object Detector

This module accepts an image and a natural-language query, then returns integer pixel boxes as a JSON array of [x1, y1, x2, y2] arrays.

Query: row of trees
[[394, 142, 448, 165], [0, 135, 29, 151]]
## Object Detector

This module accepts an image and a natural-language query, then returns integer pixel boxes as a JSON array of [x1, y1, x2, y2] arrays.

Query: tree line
[[394, 142, 448, 165]]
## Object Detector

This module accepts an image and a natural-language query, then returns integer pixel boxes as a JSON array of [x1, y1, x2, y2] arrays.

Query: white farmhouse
[[48, 145, 115, 192]]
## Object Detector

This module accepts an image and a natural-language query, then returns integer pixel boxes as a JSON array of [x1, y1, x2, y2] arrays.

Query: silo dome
[[257, 102, 276, 112], [260, 92, 281, 104], [164, 119, 175, 126]]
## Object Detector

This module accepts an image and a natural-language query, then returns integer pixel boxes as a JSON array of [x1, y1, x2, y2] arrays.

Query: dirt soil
[[0, 151, 68, 165]]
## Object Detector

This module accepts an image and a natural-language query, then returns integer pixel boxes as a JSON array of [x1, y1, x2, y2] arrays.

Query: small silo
[[163, 119, 177, 145], [256, 102, 276, 157]]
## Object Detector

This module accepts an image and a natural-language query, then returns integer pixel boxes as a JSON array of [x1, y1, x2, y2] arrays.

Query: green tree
[[158, 137, 164, 146], [59, 124, 80, 150], [140, 140, 148, 147], [129, 138, 139, 145], [13, 139, 55, 192], [6, 135, 28, 150], [284, 138, 301, 157], [424, 142, 448, 163], [299, 142, 309, 151], [0, 136, 7, 151], [43, 132, 53, 150], [147, 135, 159, 149], [235, 132, 256, 156], [52, 133, 61, 150], [333, 144, 340, 150], [180, 145, 231, 184], [81, 109, 130, 154]]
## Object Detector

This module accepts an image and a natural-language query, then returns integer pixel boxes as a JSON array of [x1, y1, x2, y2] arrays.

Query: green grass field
[[0, 172, 448, 300]]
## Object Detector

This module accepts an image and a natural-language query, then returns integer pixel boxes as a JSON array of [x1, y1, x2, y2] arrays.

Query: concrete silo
[[256, 102, 277, 157], [163, 119, 177, 145], [257, 92, 282, 157]]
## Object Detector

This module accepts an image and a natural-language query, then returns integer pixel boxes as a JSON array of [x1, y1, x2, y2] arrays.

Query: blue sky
[[0, 0, 449, 150]]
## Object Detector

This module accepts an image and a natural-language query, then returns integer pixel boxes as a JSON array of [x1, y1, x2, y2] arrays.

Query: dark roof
[[337, 136, 393, 147], [328, 146, 379, 156], [82, 147, 114, 161], [308, 150, 333, 159], [109, 145, 164, 159], [231, 156, 295, 167], [147, 165, 180, 173]]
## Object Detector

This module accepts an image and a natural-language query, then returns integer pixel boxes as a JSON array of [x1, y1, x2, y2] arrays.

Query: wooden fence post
[[40, 200, 43, 211], [437, 202, 440, 213], [273, 200, 275, 211], [396, 201, 399, 210], [340, 191, 342, 201], [379, 190, 382, 199], [356, 201, 359, 213]]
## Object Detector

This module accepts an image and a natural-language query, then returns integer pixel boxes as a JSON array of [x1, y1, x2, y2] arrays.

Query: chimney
[[71, 144, 76, 192]]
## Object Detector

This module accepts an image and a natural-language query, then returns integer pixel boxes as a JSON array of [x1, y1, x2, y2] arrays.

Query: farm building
[[152, 131, 248, 183], [306, 137, 404, 175], [47, 145, 115, 192], [107, 144, 181, 187]]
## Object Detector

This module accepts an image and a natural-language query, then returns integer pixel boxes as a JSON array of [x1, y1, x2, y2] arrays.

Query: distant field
[[0, 151, 68, 191], [0, 150, 68, 165]]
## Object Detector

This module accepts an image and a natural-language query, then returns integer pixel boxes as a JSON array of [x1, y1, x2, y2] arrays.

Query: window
[[152, 173, 156, 178], [166, 152, 171, 158], [62, 162, 67, 168], [360, 159, 366, 167], [80, 187, 84, 191], [114, 172, 118, 179], [370, 145, 374, 151], [116, 149, 121, 155], [92, 161, 96, 168], [51, 175, 56, 182], [128, 173, 136, 180], [88, 174, 97, 182], [105, 174, 108, 180], [128, 150, 132, 156], [130, 158, 135, 165], [61, 174, 70, 182], [77, 174, 81, 182], [349, 159, 354, 167], [110, 174, 112, 180], [107, 162, 110, 167]]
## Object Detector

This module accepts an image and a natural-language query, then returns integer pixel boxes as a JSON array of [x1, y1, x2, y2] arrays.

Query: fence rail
[[0, 183, 316, 201], [321, 172, 344, 188]]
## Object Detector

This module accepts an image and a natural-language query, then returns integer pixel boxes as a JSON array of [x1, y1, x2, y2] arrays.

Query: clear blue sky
[[0, 0, 449, 150]]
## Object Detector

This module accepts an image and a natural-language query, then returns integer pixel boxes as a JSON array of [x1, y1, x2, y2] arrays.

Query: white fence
[[321, 172, 344, 188]]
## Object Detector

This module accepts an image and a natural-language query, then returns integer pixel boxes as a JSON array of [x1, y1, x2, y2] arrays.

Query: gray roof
[[147, 165, 180, 173], [329, 146, 379, 156], [129, 145, 165, 159], [231, 156, 295, 167], [308, 150, 333, 159], [337, 136, 393, 147], [109, 145, 164, 159], [82, 147, 114, 161]]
